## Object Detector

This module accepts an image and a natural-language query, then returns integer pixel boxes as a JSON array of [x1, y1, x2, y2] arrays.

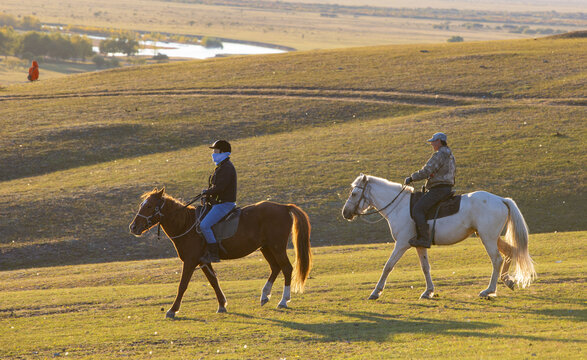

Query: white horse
[[342, 174, 536, 299]]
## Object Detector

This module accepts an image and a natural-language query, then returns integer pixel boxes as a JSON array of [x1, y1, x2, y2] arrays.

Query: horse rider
[[404, 132, 456, 248], [199, 140, 237, 263]]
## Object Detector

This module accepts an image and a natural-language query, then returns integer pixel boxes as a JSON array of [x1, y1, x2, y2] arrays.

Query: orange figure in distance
[[28, 60, 39, 81]]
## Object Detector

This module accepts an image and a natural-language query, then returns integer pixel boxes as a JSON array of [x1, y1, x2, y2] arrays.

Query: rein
[[353, 181, 407, 221]]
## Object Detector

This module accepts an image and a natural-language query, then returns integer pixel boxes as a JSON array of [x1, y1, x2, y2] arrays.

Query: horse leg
[[478, 232, 503, 298], [272, 251, 294, 309], [369, 243, 410, 300], [498, 236, 515, 291], [260, 247, 281, 306], [416, 247, 435, 299], [201, 264, 228, 313], [167, 260, 196, 319]]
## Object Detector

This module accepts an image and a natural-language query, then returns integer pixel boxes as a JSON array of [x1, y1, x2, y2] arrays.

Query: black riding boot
[[410, 223, 431, 248], [200, 243, 220, 263]]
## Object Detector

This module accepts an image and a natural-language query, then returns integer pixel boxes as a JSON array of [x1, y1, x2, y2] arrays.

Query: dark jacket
[[204, 158, 237, 203]]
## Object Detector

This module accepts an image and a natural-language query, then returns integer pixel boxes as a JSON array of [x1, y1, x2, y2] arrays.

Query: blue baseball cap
[[427, 132, 447, 142]]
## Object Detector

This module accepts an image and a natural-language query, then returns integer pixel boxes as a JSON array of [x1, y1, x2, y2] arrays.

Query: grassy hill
[[0, 35, 585, 270]]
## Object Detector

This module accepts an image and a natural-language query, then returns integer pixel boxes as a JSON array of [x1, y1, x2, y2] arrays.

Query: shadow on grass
[[228, 309, 584, 343], [229, 310, 495, 343]]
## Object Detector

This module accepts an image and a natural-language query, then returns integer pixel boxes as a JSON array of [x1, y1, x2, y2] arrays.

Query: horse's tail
[[288, 204, 312, 293], [502, 197, 536, 288]]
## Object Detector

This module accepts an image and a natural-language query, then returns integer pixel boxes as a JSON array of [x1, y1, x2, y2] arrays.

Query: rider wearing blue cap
[[199, 140, 237, 263], [404, 132, 456, 248]]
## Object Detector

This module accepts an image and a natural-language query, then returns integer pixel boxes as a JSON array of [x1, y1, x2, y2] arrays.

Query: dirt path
[[0, 87, 491, 106], [1, 87, 582, 108]]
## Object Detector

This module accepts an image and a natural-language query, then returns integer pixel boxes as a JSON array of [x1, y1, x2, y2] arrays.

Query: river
[[90, 37, 287, 59]]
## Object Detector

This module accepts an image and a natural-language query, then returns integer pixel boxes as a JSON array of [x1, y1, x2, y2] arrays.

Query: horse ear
[[152, 187, 158, 193], [158, 187, 165, 196], [360, 173, 367, 182]]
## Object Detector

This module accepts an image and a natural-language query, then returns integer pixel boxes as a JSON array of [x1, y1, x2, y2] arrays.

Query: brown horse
[[129, 188, 312, 318]]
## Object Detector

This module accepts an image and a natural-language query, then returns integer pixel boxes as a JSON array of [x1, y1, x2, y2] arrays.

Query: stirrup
[[200, 252, 220, 264], [409, 235, 431, 248]]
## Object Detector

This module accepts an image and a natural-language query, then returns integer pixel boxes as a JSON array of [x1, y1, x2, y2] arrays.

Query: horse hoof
[[420, 291, 435, 299], [165, 310, 176, 319], [504, 280, 515, 291], [368, 290, 381, 300], [277, 304, 288, 309], [479, 291, 496, 299], [260, 298, 269, 307], [217, 307, 227, 313]]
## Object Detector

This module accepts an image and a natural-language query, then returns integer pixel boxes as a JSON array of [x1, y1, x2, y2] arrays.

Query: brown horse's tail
[[288, 204, 312, 293]]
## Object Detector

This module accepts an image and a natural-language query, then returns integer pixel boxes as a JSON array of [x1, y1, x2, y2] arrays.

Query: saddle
[[409, 191, 462, 220], [195, 205, 242, 241]]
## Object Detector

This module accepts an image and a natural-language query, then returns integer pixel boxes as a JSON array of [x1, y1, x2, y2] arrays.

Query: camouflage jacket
[[410, 146, 456, 189]]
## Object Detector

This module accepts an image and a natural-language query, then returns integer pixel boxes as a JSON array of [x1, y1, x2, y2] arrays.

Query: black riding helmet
[[209, 140, 231, 153]]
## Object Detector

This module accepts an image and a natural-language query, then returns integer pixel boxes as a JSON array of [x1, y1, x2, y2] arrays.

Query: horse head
[[342, 173, 370, 220], [129, 187, 166, 236]]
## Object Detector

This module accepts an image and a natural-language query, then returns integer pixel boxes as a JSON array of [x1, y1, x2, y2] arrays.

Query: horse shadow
[[229, 309, 499, 343]]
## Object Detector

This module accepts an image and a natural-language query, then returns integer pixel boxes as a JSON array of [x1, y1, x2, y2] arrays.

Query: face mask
[[212, 152, 230, 165]]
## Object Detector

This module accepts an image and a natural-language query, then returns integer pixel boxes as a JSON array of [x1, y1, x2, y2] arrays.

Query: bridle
[[135, 196, 204, 241], [350, 179, 407, 219], [135, 198, 166, 228]]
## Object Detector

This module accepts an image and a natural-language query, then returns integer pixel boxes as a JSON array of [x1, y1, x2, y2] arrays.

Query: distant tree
[[152, 52, 168, 62], [47, 32, 75, 59], [0, 12, 18, 28], [92, 54, 119, 68], [99, 35, 138, 56], [108, 57, 120, 67], [201, 36, 223, 49], [0, 26, 16, 57], [117, 35, 139, 56], [16, 31, 49, 59], [92, 54, 106, 68], [70, 35, 93, 60], [447, 36, 464, 43], [99, 38, 117, 55], [20, 15, 41, 30]]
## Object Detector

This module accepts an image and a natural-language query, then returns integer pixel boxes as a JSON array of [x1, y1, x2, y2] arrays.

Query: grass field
[[0, 231, 585, 358], [1, 35, 586, 270], [0, 12, 585, 359]]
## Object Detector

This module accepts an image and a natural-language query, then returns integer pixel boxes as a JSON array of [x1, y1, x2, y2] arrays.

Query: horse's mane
[[141, 189, 188, 209], [353, 175, 413, 193]]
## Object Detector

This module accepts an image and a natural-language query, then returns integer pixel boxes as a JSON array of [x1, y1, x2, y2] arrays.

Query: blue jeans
[[200, 202, 236, 244]]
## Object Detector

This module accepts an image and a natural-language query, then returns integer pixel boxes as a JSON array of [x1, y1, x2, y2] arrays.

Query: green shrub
[[201, 36, 223, 49], [447, 36, 464, 42]]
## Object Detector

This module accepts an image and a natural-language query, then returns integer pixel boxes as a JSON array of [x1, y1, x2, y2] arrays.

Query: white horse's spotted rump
[[342, 174, 536, 299]]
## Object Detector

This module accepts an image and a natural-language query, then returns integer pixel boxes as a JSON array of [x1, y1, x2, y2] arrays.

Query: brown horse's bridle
[[135, 198, 166, 228]]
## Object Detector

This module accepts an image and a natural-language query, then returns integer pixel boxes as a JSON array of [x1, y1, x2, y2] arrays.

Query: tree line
[[0, 27, 93, 60], [0, 12, 42, 31]]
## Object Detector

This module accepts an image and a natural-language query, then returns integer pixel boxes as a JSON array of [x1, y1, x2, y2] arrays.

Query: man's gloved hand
[[404, 177, 412, 185], [201, 189, 209, 196]]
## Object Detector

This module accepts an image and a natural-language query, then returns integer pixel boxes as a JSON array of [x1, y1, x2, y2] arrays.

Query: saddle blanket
[[196, 206, 242, 241], [410, 192, 462, 220]]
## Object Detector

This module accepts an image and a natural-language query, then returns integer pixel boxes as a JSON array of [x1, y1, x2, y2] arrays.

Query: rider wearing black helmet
[[199, 140, 237, 263], [404, 132, 456, 248]]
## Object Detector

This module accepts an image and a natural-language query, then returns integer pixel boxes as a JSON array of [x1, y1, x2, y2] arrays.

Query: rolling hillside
[[0, 35, 585, 270]]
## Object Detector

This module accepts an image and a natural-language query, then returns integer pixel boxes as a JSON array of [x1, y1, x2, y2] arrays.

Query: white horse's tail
[[502, 198, 536, 288]]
